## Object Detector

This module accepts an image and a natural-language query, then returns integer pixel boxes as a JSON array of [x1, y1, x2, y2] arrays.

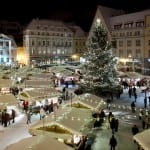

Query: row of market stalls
[[4, 93, 106, 150]]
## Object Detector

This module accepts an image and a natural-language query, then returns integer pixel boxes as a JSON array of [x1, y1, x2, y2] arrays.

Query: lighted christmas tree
[[82, 19, 119, 95]]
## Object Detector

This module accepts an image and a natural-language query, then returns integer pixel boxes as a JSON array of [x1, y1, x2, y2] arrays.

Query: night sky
[[1, 0, 150, 31]]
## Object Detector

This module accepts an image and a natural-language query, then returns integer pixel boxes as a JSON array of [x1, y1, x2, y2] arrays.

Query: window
[[124, 22, 133, 28], [136, 21, 144, 27], [148, 40, 150, 46], [43, 50, 46, 54], [136, 40, 141, 46], [0, 50, 3, 55], [119, 41, 123, 47], [127, 49, 131, 57], [119, 49, 123, 57], [136, 49, 141, 58], [46, 41, 49, 46], [57, 49, 60, 54], [149, 50, 150, 58], [7, 58, 9, 62], [38, 41, 41, 46], [6, 42, 9, 46], [111, 41, 117, 48], [32, 40, 34, 46], [114, 24, 122, 29], [0, 42, 3, 46], [43, 41, 45, 46], [1, 58, 4, 62], [127, 40, 132, 47], [135, 31, 140, 36]]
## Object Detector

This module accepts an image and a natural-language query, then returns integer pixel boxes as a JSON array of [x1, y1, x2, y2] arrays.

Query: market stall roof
[[0, 79, 13, 88], [30, 73, 51, 80], [49, 66, 73, 76], [25, 80, 50, 88], [133, 129, 150, 150], [19, 88, 61, 102], [118, 71, 142, 79], [73, 93, 106, 110], [29, 107, 93, 137], [0, 94, 17, 110], [4, 135, 73, 150]]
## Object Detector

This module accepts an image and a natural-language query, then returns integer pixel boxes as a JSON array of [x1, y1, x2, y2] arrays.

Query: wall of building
[[23, 19, 87, 65]]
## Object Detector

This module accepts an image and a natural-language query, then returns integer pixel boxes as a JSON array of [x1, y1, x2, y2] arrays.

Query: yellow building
[[17, 47, 28, 65]]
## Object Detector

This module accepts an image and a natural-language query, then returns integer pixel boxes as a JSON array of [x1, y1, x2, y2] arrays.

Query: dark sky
[[1, 0, 150, 31]]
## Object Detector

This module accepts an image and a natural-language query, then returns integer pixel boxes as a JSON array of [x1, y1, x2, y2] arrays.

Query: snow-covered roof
[[133, 129, 150, 150], [4, 135, 73, 150], [24, 19, 73, 33], [0, 34, 11, 40]]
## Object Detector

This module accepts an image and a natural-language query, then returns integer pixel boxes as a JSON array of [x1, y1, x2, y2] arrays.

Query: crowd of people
[[0, 108, 16, 127]]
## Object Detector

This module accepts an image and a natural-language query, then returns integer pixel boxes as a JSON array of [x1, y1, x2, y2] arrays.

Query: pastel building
[[88, 5, 150, 74]]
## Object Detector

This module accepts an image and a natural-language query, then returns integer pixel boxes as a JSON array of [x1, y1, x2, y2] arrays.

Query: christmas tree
[[82, 19, 119, 95]]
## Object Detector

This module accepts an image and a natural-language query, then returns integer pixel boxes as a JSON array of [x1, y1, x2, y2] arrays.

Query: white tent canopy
[[4, 135, 73, 150], [133, 129, 150, 150]]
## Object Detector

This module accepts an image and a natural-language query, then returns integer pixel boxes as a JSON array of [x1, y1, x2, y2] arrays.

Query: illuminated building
[[16, 47, 28, 65], [0, 34, 17, 65], [23, 19, 87, 65], [89, 5, 150, 74]]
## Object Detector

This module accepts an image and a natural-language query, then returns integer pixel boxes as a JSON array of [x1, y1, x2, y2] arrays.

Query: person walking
[[11, 109, 16, 123], [109, 134, 117, 150], [39, 106, 46, 120], [131, 124, 139, 135], [131, 101, 136, 113], [134, 92, 137, 102], [26, 110, 32, 124], [144, 97, 147, 109]]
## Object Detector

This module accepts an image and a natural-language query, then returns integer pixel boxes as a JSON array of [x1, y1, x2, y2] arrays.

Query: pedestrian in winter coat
[[144, 97, 147, 108], [115, 118, 119, 132], [26, 111, 32, 124], [132, 124, 139, 135], [131, 101, 136, 113], [110, 117, 116, 134], [11, 109, 16, 123], [134, 92, 137, 102], [109, 134, 117, 150]]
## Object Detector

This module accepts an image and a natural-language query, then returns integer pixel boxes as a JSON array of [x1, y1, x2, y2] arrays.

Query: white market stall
[[4, 135, 73, 150], [133, 129, 150, 150]]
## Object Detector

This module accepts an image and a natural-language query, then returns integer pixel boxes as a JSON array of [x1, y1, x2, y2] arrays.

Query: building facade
[[89, 6, 150, 74], [0, 34, 17, 66], [23, 19, 87, 65]]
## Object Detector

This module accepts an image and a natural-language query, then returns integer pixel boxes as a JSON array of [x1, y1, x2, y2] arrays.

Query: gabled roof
[[0, 34, 11, 40], [87, 5, 125, 43], [133, 129, 150, 150]]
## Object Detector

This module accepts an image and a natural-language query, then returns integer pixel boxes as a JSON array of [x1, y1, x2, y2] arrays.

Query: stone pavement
[[91, 86, 149, 150], [0, 85, 149, 150]]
